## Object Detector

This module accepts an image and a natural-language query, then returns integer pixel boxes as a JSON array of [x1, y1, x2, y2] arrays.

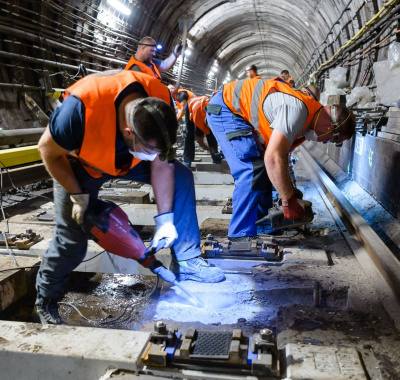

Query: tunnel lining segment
[[299, 145, 400, 331]]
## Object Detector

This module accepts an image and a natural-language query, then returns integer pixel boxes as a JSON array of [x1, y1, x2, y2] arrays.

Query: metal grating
[[190, 331, 232, 359]]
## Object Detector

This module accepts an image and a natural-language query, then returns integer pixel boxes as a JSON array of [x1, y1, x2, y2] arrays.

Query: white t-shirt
[[262, 92, 309, 146]]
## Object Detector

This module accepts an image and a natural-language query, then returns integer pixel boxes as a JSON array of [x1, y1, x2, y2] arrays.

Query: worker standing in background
[[34, 70, 225, 325], [169, 86, 196, 122], [185, 95, 223, 164], [246, 64, 261, 79], [125, 36, 182, 80], [281, 70, 295, 87], [170, 87, 197, 167], [206, 78, 355, 241]]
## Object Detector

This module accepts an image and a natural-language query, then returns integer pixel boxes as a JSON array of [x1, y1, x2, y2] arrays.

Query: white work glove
[[173, 43, 182, 57], [150, 212, 178, 249], [70, 193, 90, 225]]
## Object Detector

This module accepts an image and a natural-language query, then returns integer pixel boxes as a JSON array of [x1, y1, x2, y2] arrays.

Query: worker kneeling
[[34, 70, 224, 325], [206, 78, 356, 241]]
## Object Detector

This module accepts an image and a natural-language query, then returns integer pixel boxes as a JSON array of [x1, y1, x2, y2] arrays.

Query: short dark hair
[[138, 36, 156, 47], [176, 91, 189, 103], [246, 64, 257, 72], [128, 97, 178, 151], [281, 70, 289, 75]]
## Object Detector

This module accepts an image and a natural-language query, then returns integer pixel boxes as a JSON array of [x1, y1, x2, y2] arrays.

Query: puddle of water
[[155, 280, 264, 324]]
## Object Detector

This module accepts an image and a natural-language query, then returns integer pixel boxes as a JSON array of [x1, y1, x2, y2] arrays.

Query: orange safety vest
[[286, 76, 295, 87], [65, 69, 171, 178], [124, 56, 162, 81], [222, 78, 322, 149], [188, 96, 211, 135], [254, 75, 262, 79], [174, 89, 195, 109]]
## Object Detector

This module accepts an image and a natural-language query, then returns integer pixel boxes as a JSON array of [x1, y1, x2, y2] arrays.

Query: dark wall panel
[[307, 134, 400, 220], [352, 134, 400, 219]]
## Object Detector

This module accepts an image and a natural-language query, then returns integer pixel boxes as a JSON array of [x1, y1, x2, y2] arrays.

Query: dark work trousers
[[206, 90, 272, 238], [183, 104, 195, 164], [36, 158, 201, 299], [195, 128, 219, 154], [206, 131, 219, 152]]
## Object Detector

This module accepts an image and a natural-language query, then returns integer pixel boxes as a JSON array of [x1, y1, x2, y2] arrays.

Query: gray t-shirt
[[262, 92, 308, 146]]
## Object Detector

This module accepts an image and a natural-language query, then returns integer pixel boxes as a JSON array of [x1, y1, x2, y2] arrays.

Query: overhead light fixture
[[212, 67, 218, 73], [156, 44, 163, 50], [107, 0, 131, 16], [185, 49, 191, 56]]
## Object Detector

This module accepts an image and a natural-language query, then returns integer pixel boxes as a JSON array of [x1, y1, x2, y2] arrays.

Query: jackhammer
[[83, 199, 176, 283]]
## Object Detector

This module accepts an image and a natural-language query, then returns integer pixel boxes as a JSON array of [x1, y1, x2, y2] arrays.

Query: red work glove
[[282, 195, 307, 220]]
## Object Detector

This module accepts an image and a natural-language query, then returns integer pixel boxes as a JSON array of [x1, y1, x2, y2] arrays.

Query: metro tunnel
[[0, 0, 400, 379]]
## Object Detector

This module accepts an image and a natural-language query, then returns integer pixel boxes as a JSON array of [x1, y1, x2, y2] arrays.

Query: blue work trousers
[[206, 91, 272, 238], [36, 158, 200, 299]]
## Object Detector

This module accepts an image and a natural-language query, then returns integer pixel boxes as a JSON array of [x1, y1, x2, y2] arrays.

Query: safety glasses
[[132, 132, 162, 154], [329, 106, 346, 147]]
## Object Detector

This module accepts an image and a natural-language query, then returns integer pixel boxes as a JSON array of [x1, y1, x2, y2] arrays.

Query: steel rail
[[299, 145, 400, 331], [0, 163, 49, 191]]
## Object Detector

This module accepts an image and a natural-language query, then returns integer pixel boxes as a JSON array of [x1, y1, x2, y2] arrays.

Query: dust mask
[[129, 150, 158, 161]]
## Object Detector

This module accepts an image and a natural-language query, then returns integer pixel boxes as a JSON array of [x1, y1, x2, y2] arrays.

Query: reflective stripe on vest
[[188, 96, 210, 135], [66, 70, 170, 178], [232, 80, 245, 113], [188, 96, 208, 112], [250, 79, 266, 129]]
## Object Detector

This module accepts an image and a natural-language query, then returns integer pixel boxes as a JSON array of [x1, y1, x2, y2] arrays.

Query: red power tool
[[83, 199, 176, 283]]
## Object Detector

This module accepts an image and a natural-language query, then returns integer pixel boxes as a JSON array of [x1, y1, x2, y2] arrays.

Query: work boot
[[171, 257, 225, 283], [228, 236, 257, 242], [33, 294, 63, 325]]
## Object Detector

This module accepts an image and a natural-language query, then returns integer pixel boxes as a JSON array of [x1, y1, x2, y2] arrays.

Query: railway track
[[0, 150, 400, 378]]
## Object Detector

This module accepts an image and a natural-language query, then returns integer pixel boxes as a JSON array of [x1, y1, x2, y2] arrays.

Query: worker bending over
[[206, 77, 355, 241], [170, 86, 197, 167], [183, 94, 223, 164], [35, 70, 225, 325]]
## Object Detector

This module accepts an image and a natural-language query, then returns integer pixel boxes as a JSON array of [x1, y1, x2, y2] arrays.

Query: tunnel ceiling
[[184, 0, 326, 78], [150, 0, 373, 81], [119, 0, 389, 90], [0, 0, 397, 101]]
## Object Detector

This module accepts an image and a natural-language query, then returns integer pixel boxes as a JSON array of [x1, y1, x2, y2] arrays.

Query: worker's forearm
[[158, 54, 177, 72], [264, 153, 294, 200], [176, 108, 184, 121], [42, 155, 82, 194], [151, 159, 175, 214]]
